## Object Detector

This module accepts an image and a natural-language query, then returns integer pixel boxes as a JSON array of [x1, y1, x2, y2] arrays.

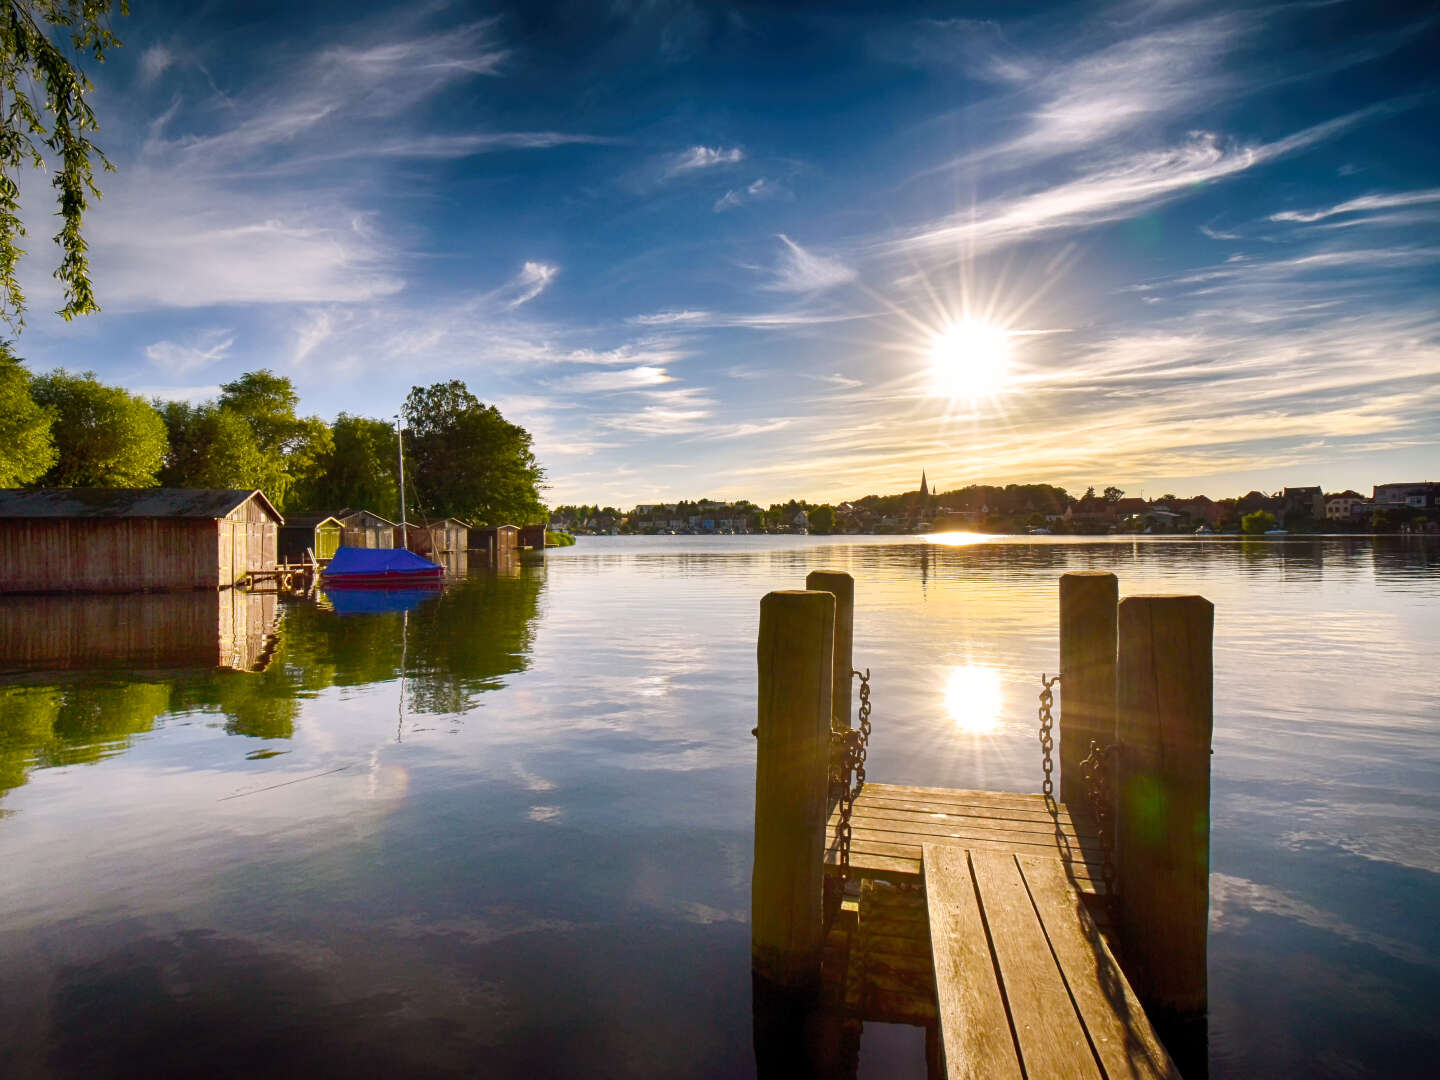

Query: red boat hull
[[322, 569, 444, 588]]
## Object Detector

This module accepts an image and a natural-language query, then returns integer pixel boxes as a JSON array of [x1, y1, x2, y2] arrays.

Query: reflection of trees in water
[[1, 682, 173, 796], [403, 570, 545, 715], [1, 568, 545, 798]]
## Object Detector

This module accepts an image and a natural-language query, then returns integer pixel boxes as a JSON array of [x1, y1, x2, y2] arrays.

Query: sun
[[943, 664, 1004, 735], [928, 320, 1012, 399]]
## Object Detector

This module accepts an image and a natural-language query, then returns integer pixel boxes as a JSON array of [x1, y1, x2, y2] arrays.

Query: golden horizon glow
[[928, 319, 1012, 400], [943, 664, 1004, 735]]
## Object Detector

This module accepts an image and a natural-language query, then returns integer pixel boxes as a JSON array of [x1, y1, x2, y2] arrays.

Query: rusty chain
[[1080, 739, 1120, 913], [1037, 673, 1060, 798], [827, 668, 873, 883]]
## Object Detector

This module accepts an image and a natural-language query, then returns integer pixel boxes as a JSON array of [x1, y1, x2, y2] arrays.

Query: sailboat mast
[[396, 415, 409, 551]]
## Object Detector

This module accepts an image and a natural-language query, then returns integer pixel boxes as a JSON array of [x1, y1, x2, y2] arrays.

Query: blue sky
[[12, 0, 1440, 505]]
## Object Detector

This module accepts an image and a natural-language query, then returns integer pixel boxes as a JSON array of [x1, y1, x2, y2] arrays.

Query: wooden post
[[1115, 594, 1213, 1026], [1059, 571, 1118, 806], [752, 589, 834, 1015], [805, 570, 854, 730]]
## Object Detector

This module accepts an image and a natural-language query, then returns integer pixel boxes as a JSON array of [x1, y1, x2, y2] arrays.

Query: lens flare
[[929, 320, 1012, 399], [943, 664, 1004, 735]]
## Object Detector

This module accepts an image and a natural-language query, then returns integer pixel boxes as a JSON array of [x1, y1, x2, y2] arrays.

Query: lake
[[1, 535, 1436, 1078]]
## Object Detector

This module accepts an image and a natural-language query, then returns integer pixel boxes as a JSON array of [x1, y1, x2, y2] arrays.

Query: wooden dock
[[752, 571, 1211, 1079]]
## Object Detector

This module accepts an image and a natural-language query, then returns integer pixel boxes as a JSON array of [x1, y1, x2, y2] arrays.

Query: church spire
[[920, 470, 929, 498]]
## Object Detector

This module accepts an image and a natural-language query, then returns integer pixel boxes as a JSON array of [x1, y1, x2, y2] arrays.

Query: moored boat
[[321, 546, 444, 587]]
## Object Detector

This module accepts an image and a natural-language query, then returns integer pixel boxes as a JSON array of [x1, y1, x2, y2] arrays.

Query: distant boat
[[1264, 528, 1289, 536], [1195, 524, 1213, 535], [321, 546, 443, 588]]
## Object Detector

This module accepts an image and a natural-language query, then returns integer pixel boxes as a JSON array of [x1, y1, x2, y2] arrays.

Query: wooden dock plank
[[838, 832, 1105, 886], [843, 798, 1095, 836], [1018, 855, 1181, 1080], [969, 850, 1102, 1079], [837, 814, 1102, 854], [923, 846, 1024, 1080]]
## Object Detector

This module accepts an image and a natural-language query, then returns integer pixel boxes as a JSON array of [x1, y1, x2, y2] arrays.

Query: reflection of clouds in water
[[1280, 823, 1440, 876], [1210, 873, 1433, 968], [512, 762, 555, 791], [365, 749, 410, 802], [528, 805, 563, 823]]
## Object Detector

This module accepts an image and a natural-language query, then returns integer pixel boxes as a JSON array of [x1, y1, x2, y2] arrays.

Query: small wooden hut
[[0, 488, 281, 593], [518, 524, 547, 550], [395, 518, 469, 557], [470, 524, 519, 563], [277, 513, 343, 563], [335, 509, 395, 549]]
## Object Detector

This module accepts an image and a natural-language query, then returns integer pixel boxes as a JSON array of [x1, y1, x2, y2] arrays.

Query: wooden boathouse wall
[[0, 489, 281, 594], [0, 590, 280, 673], [336, 509, 395, 550]]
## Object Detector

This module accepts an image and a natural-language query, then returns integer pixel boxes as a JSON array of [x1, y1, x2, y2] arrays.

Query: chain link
[[828, 669, 874, 884], [1080, 739, 1120, 914], [1037, 673, 1060, 798]]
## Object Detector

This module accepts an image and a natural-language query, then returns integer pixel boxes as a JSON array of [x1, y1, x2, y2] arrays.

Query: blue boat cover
[[323, 546, 443, 576], [328, 587, 439, 615]]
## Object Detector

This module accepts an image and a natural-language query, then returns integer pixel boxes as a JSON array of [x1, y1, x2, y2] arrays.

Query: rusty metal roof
[[0, 488, 283, 522]]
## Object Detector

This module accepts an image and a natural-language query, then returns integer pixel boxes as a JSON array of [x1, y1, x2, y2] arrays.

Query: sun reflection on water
[[944, 664, 1004, 735], [923, 532, 991, 547]]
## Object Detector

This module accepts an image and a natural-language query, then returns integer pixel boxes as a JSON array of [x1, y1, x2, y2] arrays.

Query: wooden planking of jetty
[[751, 568, 1213, 1079]]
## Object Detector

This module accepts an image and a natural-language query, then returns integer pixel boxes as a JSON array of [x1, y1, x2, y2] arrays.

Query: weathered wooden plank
[[844, 820, 1104, 861], [844, 834, 1106, 891], [854, 793, 1087, 830], [968, 850, 1102, 1080], [1017, 855, 1180, 1080], [838, 806, 1096, 843], [866, 783, 1053, 812], [923, 845, 1024, 1080]]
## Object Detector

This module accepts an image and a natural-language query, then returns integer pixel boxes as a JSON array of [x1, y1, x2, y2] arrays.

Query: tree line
[[0, 346, 545, 525]]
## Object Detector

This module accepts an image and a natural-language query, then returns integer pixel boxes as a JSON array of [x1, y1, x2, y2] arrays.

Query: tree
[[402, 380, 545, 525], [215, 370, 332, 509], [0, 341, 54, 484], [1102, 486, 1125, 503], [1241, 510, 1277, 535], [31, 368, 165, 485], [1084, 486, 1096, 500], [1, 0, 127, 326], [299, 413, 399, 516], [810, 504, 836, 534], [158, 400, 274, 491]]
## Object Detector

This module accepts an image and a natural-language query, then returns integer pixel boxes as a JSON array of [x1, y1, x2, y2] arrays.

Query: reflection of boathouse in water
[[0, 488, 282, 593], [0, 590, 281, 674]]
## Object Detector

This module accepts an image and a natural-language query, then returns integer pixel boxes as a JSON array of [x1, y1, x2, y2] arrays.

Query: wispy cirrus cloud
[[144, 330, 235, 374], [552, 366, 673, 393], [714, 177, 780, 212], [888, 106, 1388, 257], [1270, 188, 1440, 223], [664, 145, 744, 178], [489, 262, 560, 310], [767, 234, 858, 293]]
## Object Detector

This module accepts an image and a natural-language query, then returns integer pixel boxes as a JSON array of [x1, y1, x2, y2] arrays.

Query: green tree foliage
[[810, 504, 836, 534], [0, 341, 54, 484], [158, 400, 273, 490], [1241, 510, 1278, 534], [217, 369, 332, 509], [402, 380, 545, 525], [31, 368, 166, 485], [1102, 486, 1125, 503], [298, 413, 398, 517], [0, 0, 128, 326]]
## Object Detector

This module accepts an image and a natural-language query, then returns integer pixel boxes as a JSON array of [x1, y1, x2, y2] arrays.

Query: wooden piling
[[805, 570, 854, 730], [753, 589, 836, 999], [1115, 594, 1214, 1024], [1059, 572, 1118, 806]]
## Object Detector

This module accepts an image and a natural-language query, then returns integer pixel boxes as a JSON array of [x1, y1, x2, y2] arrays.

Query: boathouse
[[0, 488, 282, 593], [518, 524, 547, 550], [335, 508, 395, 549], [470, 524, 518, 561], [395, 518, 469, 557], [277, 513, 343, 564]]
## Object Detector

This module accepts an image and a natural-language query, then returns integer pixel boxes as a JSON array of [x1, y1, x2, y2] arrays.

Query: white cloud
[[139, 44, 174, 84], [627, 310, 712, 325], [889, 107, 1384, 257], [714, 177, 777, 212], [767, 234, 858, 293], [553, 366, 673, 393], [665, 145, 744, 178], [1270, 188, 1440, 223], [491, 262, 560, 310], [143, 330, 235, 374], [132, 384, 223, 404]]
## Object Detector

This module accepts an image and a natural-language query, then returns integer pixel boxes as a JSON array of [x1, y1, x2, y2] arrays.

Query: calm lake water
[[1, 535, 1437, 1078]]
